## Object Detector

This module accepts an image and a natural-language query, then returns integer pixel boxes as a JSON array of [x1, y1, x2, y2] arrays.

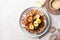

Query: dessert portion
[[21, 9, 45, 33], [52, 0, 60, 10], [36, 0, 45, 7]]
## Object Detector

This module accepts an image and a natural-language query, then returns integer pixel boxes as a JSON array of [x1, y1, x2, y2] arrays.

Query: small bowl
[[45, 0, 60, 15], [19, 7, 51, 37]]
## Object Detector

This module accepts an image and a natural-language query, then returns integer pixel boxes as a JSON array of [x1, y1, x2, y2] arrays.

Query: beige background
[[0, 0, 60, 40]]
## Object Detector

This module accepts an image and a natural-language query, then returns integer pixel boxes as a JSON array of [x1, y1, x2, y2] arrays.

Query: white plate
[[19, 7, 51, 37]]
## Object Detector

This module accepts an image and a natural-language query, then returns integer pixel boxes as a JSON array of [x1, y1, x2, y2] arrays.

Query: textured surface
[[0, 0, 60, 40]]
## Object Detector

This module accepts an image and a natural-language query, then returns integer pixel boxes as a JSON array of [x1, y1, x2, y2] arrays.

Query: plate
[[19, 7, 50, 37]]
